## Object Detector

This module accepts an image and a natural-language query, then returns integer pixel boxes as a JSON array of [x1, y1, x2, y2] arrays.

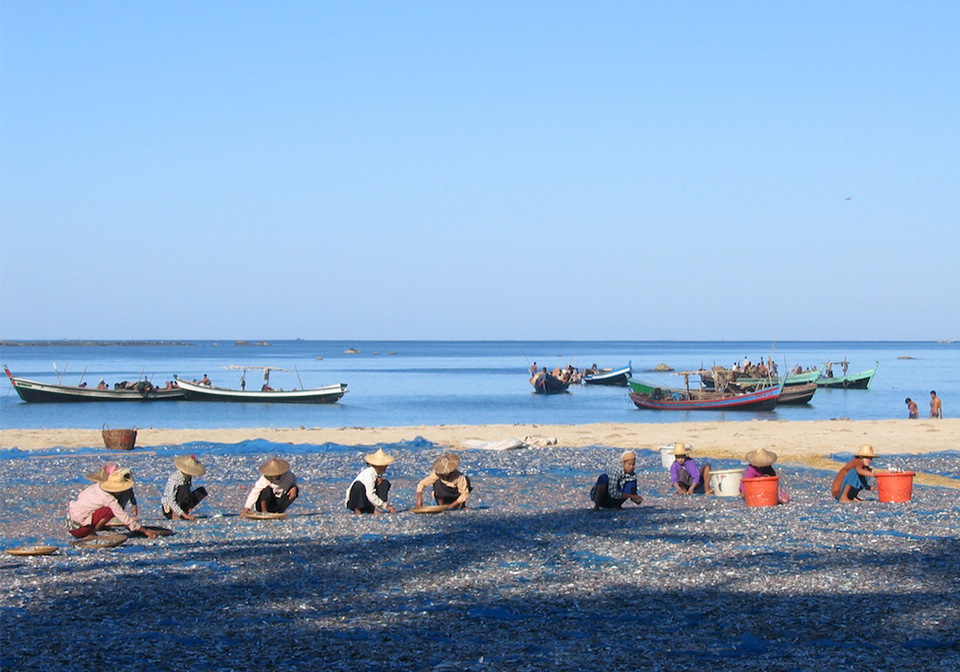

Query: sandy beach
[[3, 419, 959, 670]]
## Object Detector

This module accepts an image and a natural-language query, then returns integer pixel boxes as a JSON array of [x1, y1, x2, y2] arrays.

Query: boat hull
[[775, 382, 817, 405], [4, 368, 184, 403], [532, 374, 569, 394], [629, 385, 782, 411], [816, 363, 877, 389], [174, 377, 347, 403], [582, 365, 632, 387]]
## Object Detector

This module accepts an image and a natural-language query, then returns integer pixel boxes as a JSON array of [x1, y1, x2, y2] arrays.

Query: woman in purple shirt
[[669, 443, 712, 495]]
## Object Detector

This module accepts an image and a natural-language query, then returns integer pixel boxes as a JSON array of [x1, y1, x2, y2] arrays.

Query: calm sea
[[1, 340, 957, 430]]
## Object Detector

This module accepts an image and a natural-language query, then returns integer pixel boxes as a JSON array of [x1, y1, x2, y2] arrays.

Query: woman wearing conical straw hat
[[242, 458, 299, 514], [416, 453, 472, 510], [669, 443, 713, 496], [832, 445, 879, 503], [67, 468, 158, 539], [345, 448, 397, 514], [161, 455, 208, 521], [84, 461, 138, 519], [739, 448, 789, 504]]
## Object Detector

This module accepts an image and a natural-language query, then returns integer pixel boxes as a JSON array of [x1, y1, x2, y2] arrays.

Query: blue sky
[[1, 1, 957, 341]]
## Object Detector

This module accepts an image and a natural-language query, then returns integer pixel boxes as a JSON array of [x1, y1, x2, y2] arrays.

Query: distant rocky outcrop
[[653, 363, 674, 372]]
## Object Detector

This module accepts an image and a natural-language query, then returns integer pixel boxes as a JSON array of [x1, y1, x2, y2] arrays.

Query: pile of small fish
[[1, 444, 958, 671]]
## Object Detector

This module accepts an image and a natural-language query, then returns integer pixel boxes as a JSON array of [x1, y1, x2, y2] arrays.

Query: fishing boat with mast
[[174, 366, 348, 403], [4, 365, 184, 402]]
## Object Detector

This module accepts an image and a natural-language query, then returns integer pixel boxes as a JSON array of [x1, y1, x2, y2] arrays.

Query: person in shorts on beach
[[930, 390, 942, 418], [162, 455, 208, 520], [905, 398, 920, 419], [590, 450, 643, 509], [345, 448, 397, 514], [416, 453, 472, 510], [243, 458, 299, 514], [68, 468, 158, 539], [670, 443, 713, 495], [832, 444, 877, 503], [85, 462, 138, 518]]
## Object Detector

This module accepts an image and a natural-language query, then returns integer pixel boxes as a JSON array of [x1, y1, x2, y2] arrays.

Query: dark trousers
[[256, 486, 297, 513], [591, 474, 637, 508], [433, 476, 472, 505], [346, 479, 391, 513], [163, 485, 208, 519]]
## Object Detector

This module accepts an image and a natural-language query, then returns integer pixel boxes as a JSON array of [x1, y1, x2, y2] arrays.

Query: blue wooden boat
[[582, 363, 632, 387]]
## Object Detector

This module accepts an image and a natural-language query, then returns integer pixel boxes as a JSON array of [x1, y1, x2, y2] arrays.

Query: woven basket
[[102, 425, 137, 450]]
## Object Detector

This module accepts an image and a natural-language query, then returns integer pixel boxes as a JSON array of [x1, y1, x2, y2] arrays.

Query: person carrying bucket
[[670, 443, 712, 496], [590, 450, 643, 509], [832, 445, 878, 503], [739, 448, 789, 504]]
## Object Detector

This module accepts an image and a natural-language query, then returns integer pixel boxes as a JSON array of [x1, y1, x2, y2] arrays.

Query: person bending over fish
[[416, 453, 472, 510], [345, 448, 397, 514], [162, 455, 208, 520], [832, 445, 878, 503], [243, 458, 299, 514], [591, 450, 643, 509], [670, 443, 713, 495], [68, 468, 158, 539]]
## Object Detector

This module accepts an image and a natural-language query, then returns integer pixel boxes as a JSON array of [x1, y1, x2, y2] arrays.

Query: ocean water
[[1, 340, 957, 430]]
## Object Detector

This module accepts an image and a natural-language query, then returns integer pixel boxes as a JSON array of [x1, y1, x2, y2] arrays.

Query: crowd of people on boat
[[65, 438, 901, 540]]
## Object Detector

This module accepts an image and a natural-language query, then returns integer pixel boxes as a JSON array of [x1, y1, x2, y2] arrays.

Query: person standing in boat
[[162, 455, 208, 520], [590, 450, 643, 509], [243, 458, 299, 514], [832, 445, 878, 503], [416, 453, 472, 510], [669, 443, 713, 496], [68, 468, 158, 539], [905, 398, 920, 419], [345, 448, 397, 514]]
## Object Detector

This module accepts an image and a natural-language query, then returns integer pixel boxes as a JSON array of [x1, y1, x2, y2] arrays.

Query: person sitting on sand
[[905, 397, 920, 419], [345, 448, 397, 514], [85, 462, 137, 518], [68, 468, 158, 539], [739, 448, 789, 503], [162, 455, 208, 521], [416, 453, 472, 510], [832, 444, 878, 503], [590, 450, 643, 509], [242, 458, 299, 514], [670, 443, 713, 495]]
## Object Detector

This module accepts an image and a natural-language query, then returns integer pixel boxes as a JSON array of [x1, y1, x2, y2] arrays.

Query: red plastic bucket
[[742, 476, 779, 507], [875, 472, 915, 503]]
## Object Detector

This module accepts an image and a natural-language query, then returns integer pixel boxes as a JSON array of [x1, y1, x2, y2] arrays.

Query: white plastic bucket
[[709, 468, 746, 497], [659, 445, 676, 469]]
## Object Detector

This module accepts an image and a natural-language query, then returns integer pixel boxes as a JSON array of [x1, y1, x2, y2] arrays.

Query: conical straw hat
[[673, 442, 691, 456], [100, 468, 135, 493], [84, 462, 118, 483], [432, 453, 460, 475], [856, 444, 877, 458], [364, 448, 395, 466], [745, 448, 777, 467], [174, 454, 206, 476], [259, 457, 290, 476]]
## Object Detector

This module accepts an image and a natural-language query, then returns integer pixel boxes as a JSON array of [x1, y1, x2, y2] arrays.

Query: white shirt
[[243, 472, 297, 510], [344, 465, 388, 510]]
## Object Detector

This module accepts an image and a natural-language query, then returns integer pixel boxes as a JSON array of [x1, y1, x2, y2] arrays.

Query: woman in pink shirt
[[67, 468, 158, 539]]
